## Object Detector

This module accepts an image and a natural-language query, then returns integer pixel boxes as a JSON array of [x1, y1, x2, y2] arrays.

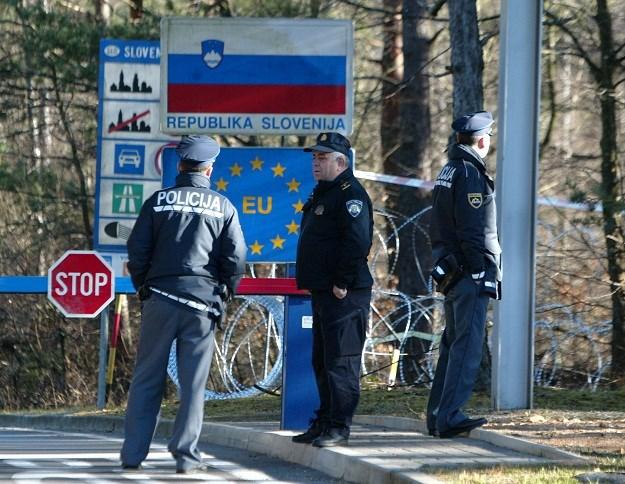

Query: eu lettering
[[242, 196, 273, 215]]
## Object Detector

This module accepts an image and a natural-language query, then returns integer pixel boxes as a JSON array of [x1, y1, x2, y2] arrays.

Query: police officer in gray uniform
[[120, 135, 247, 473], [292, 132, 373, 448], [426, 111, 501, 438]]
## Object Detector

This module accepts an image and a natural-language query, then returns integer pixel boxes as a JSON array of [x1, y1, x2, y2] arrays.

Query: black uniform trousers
[[426, 275, 489, 433], [311, 287, 371, 429]]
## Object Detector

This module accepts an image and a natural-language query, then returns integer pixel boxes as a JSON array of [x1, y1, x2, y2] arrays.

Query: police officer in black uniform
[[121, 135, 247, 473], [292, 132, 374, 448], [426, 111, 501, 438]]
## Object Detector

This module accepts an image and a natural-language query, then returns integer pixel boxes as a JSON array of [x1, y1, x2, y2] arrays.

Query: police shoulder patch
[[346, 199, 363, 217], [467, 193, 483, 209]]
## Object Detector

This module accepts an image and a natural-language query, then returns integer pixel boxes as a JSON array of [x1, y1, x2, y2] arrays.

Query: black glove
[[217, 283, 230, 302], [431, 254, 462, 295], [213, 284, 230, 330], [137, 286, 151, 301]]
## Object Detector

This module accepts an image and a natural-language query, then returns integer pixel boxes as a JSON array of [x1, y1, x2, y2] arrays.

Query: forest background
[[0, 0, 623, 409]]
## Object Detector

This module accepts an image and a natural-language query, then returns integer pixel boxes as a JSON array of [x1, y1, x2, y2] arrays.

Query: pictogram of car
[[118, 149, 141, 168]]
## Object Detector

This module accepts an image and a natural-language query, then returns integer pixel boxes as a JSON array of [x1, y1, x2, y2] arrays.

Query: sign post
[[48, 250, 115, 409]]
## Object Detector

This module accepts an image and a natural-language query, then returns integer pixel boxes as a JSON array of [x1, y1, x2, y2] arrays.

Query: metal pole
[[97, 307, 110, 409], [492, 0, 543, 410]]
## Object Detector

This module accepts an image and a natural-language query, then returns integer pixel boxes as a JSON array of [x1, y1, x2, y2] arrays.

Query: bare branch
[[544, 9, 601, 79]]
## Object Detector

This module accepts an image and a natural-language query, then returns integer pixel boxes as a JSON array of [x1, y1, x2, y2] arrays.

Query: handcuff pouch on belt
[[431, 254, 462, 295]]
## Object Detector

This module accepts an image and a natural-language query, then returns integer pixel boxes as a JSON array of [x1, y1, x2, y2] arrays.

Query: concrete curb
[[0, 414, 441, 484], [353, 415, 589, 466]]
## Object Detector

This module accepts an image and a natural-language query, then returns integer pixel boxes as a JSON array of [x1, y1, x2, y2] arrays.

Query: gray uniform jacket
[[127, 172, 247, 306]]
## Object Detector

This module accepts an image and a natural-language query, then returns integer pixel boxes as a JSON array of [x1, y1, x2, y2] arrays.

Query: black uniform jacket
[[127, 172, 247, 306], [296, 169, 374, 291], [429, 144, 501, 288]]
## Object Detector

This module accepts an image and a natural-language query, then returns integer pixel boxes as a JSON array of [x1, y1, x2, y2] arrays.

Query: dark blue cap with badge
[[176, 135, 220, 166], [452, 111, 494, 136], [304, 132, 351, 158]]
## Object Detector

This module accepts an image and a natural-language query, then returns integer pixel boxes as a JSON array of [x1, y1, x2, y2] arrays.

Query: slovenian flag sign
[[161, 17, 353, 135]]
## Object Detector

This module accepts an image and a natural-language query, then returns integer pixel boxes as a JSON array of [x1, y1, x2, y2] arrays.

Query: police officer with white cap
[[426, 111, 501, 438], [292, 132, 374, 447], [121, 135, 247, 473]]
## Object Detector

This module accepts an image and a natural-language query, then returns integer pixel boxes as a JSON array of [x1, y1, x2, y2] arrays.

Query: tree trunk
[[448, 0, 484, 118], [594, 0, 625, 383], [447, 0, 491, 390], [130, 0, 143, 20], [392, 0, 431, 297], [381, 1, 432, 384], [380, 0, 401, 164]]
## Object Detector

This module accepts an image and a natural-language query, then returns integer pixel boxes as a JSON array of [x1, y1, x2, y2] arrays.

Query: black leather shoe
[[292, 418, 327, 444], [439, 417, 487, 438], [312, 427, 349, 447], [427, 428, 438, 437], [121, 464, 141, 470]]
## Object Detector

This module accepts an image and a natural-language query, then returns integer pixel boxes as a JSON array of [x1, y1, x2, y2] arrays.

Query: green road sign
[[112, 183, 143, 214]]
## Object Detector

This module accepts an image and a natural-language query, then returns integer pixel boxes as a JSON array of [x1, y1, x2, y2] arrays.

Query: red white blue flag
[[161, 18, 353, 135]]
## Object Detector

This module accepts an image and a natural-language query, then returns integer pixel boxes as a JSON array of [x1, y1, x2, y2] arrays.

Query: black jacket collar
[[448, 143, 487, 173], [175, 172, 211, 188], [315, 169, 353, 195]]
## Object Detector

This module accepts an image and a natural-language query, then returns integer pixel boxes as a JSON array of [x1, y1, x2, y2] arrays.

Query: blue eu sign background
[[162, 147, 314, 263]]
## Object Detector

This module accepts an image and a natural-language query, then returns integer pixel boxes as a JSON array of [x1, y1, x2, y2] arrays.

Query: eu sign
[[161, 147, 315, 263]]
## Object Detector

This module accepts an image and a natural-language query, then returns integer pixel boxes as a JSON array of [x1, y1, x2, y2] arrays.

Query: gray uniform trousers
[[426, 275, 489, 433], [120, 295, 216, 470]]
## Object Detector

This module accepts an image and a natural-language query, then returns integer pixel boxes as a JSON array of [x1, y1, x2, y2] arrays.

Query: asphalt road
[[0, 427, 342, 483]]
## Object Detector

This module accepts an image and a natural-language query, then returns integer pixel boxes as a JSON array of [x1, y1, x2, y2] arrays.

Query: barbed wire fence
[[164, 191, 612, 399]]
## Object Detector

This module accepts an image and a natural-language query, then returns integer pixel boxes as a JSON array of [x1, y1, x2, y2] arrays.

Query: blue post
[[281, 293, 318, 430]]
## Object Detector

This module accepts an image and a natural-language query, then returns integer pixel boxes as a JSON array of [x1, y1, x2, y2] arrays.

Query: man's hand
[[333, 285, 347, 299], [217, 283, 230, 302]]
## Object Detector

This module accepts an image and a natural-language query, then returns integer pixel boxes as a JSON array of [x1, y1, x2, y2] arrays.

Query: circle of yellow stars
[[213, 155, 306, 256]]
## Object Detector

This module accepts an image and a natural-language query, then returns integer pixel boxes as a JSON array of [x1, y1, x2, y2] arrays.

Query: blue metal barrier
[[0, 276, 135, 294], [0, 276, 317, 430]]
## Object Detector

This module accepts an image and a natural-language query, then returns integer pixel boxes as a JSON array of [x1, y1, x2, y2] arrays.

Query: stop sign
[[48, 250, 115, 318]]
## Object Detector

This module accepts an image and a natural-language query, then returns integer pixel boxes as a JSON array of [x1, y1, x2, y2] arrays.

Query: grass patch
[[533, 386, 625, 412], [357, 385, 492, 418], [6, 385, 624, 420], [433, 454, 625, 483], [4, 386, 625, 420], [146, 385, 625, 422], [201, 394, 281, 421]]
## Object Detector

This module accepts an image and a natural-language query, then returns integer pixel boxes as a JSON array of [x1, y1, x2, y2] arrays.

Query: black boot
[[292, 418, 327, 444], [312, 426, 350, 447], [439, 417, 487, 438]]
